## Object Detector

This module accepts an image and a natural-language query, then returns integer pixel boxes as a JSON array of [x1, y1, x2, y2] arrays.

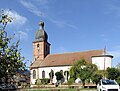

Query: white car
[[97, 79, 120, 91]]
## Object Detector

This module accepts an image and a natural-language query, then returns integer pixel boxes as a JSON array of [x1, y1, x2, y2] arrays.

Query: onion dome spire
[[35, 20, 48, 42]]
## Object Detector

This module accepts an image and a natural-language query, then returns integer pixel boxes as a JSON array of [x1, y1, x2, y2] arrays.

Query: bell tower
[[33, 20, 50, 61]]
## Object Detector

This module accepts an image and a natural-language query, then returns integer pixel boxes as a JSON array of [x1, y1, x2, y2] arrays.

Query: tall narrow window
[[42, 70, 45, 78], [33, 70, 36, 79], [37, 44, 40, 51]]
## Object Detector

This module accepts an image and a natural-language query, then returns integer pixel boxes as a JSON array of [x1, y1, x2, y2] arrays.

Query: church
[[30, 20, 113, 85]]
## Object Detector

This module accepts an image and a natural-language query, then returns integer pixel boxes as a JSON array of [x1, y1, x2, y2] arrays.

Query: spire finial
[[39, 20, 44, 29], [104, 46, 106, 55]]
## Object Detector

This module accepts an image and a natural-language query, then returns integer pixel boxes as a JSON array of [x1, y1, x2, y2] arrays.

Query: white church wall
[[92, 56, 112, 70], [31, 56, 113, 84], [39, 66, 71, 84]]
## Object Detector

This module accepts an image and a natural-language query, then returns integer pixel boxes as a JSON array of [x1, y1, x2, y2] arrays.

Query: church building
[[30, 20, 113, 85]]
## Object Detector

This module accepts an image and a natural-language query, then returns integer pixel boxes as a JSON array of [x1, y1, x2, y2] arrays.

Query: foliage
[[91, 72, 103, 85], [67, 78, 74, 85], [49, 70, 54, 79], [96, 70, 107, 78], [106, 67, 120, 80], [36, 78, 50, 85], [69, 59, 98, 87], [35, 79, 41, 85], [55, 71, 64, 82], [69, 66, 77, 81], [0, 10, 26, 83], [116, 76, 120, 84]]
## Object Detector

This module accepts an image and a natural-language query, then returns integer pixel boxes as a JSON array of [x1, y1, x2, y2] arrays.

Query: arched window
[[33, 70, 36, 79], [42, 70, 45, 78], [37, 44, 40, 48], [37, 44, 40, 51]]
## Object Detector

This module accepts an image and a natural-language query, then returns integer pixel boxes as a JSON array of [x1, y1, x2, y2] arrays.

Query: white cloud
[[48, 17, 79, 30], [3, 9, 27, 26], [15, 30, 28, 40], [20, 0, 78, 30], [20, 0, 45, 17]]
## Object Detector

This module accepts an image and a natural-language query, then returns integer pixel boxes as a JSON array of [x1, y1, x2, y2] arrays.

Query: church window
[[42, 70, 45, 78], [33, 70, 36, 79], [37, 44, 40, 51], [37, 44, 39, 47]]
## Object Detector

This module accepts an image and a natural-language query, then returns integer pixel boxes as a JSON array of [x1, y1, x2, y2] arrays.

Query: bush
[[35, 79, 41, 85], [67, 78, 74, 85], [40, 78, 50, 85], [35, 78, 50, 85], [116, 76, 120, 84]]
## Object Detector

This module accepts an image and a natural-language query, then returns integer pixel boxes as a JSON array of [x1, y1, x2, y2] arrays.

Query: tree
[[55, 71, 64, 83], [69, 59, 98, 87], [49, 69, 54, 84], [106, 67, 120, 80], [91, 73, 102, 85], [78, 63, 97, 86], [0, 10, 25, 84]]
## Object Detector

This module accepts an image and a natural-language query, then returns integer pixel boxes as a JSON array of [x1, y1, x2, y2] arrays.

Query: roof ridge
[[48, 49, 103, 56]]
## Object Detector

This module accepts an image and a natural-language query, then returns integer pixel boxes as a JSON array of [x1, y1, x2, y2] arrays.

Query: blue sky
[[0, 0, 120, 68]]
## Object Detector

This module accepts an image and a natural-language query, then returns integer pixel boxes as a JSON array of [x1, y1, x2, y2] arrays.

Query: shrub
[[67, 78, 74, 85], [40, 78, 50, 85]]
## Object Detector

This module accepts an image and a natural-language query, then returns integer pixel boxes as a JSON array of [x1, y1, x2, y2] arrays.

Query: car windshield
[[102, 80, 117, 85]]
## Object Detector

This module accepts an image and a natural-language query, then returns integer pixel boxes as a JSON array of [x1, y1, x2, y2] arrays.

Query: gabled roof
[[30, 49, 103, 68]]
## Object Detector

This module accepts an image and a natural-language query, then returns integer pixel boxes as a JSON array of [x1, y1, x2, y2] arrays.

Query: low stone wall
[[30, 84, 96, 89]]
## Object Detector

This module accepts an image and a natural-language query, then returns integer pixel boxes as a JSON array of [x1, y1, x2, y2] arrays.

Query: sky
[[0, 0, 120, 68]]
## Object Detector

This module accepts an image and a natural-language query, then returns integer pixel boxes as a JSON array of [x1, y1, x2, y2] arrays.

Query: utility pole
[[104, 46, 106, 79]]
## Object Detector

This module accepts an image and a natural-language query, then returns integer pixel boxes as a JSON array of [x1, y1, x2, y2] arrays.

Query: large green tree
[[0, 10, 25, 83], [69, 59, 98, 87], [106, 67, 120, 80], [91, 72, 102, 85]]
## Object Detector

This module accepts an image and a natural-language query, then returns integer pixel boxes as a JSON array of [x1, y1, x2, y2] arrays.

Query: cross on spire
[[40, 12, 43, 20]]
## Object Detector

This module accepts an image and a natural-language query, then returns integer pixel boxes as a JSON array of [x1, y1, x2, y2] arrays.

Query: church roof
[[30, 49, 103, 69]]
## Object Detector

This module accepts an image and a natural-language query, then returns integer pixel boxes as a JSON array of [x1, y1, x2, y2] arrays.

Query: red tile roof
[[30, 49, 103, 68]]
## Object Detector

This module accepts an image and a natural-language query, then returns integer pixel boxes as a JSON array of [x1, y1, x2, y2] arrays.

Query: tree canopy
[[106, 67, 120, 80], [0, 10, 26, 83], [69, 59, 98, 86]]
